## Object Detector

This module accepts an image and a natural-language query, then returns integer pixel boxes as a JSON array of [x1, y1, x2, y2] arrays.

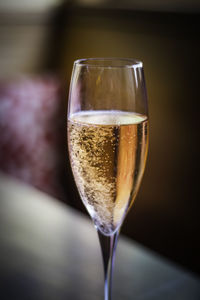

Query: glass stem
[[98, 229, 119, 300]]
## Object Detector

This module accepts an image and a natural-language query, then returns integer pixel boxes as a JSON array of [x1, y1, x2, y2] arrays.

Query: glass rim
[[74, 58, 143, 69]]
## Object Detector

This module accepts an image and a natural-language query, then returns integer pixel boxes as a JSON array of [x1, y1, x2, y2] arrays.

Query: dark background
[[0, 0, 200, 276]]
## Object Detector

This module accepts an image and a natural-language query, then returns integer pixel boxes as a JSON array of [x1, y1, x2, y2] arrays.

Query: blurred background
[[0, 0, 199, 276]]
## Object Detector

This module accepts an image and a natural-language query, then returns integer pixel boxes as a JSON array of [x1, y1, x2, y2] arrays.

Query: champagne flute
[[67, 58, 149, 300]]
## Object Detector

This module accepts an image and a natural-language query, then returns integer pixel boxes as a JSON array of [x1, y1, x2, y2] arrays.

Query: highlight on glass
[[67, 58, 149, 300]]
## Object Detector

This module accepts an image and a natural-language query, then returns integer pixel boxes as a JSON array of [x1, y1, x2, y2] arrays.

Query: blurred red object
[[0, 75, 65, 200]]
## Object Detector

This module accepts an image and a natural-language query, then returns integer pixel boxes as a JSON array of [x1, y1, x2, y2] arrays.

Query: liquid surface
[[68, 110, 148, 235]]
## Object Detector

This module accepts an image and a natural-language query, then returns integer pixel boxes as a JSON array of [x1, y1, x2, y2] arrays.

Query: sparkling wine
[[68, 110, 148, 235]]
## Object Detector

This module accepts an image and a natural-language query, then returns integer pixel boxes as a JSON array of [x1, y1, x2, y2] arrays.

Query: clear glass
[[67, 58, 149, 300]]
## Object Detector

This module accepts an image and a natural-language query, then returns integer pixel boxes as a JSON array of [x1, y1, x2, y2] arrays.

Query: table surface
[[0, 173, 200, 300]]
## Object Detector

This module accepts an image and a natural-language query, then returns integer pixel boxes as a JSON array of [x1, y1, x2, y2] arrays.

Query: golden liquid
[[68, 110, 148, 235]]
